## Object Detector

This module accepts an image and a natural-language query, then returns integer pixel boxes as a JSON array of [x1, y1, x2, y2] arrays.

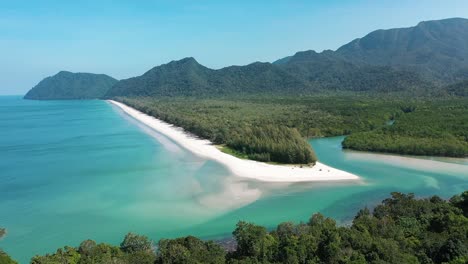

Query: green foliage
[[115, 96, 467, 162], [0, 252, 18, 264], [231, 222, 276, 262], [24, 71, 117, 100], [156, 236, 225, 264], [115, 97, 321, 164], [230, 191, 468, 264], [343, 99, 468, 157], [30, 236, 155, 264], [120, 232, 153, 253], [450, 191, 468, 217], [30, 247, 80, 264], [227, 125, 315, 164]]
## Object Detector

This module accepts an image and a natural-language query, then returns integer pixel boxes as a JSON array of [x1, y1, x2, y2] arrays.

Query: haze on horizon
[[1, 0, 468, 95]]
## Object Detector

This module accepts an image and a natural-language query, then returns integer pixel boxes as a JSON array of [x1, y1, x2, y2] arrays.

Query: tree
[[450, 191, 468, 217], [120, 232, 153, 253], [232, 221, 276, 261], [156, 236, 225, 264], [78, 240, 97, 255]]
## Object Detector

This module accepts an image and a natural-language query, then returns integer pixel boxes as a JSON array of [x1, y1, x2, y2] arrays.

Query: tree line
[[114, 96, 467, 162], [343, 100, 468, 157]]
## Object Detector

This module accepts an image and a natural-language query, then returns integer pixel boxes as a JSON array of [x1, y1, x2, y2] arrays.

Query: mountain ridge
[[105, 58, 314, 97], [25, 17, 468, 99], [335, 17, 468, 83]]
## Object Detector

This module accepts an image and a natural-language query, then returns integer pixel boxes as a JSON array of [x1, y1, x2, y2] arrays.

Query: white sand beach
[[108, 100, 360, 182]]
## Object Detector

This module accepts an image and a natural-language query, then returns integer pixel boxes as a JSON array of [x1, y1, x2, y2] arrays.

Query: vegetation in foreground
[[25, 190, 468, 263], [115, 96, 468, 163]]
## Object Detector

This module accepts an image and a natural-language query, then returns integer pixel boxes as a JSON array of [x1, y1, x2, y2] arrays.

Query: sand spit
[[108, 100, 360, 183]]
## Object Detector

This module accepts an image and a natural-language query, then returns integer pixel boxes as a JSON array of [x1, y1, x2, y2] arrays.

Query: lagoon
[[0, 96, 466, 263]]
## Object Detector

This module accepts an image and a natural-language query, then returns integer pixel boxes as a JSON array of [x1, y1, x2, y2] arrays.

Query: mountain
[[30, 18, 468, 99], [275, 50, 432, 93], [105, 57, 312, 97], [105, 54, 430, 98], [336, 18, 468, 84], [24, 71, 118, 100]]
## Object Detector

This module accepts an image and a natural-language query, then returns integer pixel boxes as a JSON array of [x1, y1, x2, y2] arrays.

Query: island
[[24, 71, 117, 100]]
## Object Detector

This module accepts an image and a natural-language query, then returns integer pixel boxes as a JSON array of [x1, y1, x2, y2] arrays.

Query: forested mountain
[[27, 18, 468, 99], [105, 57, 311, 97], [336, 18, 468, 84], [105, 54, 429, 98], [107, 18, 468, 98], [24, 71, 117, 100], [275, 50, 432, 93]]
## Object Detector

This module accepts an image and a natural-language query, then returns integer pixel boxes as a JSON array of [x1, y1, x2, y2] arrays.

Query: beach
[[108, 100, 360, 182]]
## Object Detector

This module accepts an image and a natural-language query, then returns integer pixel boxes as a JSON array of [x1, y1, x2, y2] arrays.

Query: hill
[[24, 71, 117, 100], [336, 18, 468, 84], [105, 57, 311, 97]]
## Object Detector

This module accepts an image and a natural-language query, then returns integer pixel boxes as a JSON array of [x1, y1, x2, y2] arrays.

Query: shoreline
[[108, 100, 360, 182]]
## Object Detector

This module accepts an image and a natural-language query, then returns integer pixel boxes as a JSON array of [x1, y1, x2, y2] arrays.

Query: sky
[[1, 0, 468, 95]]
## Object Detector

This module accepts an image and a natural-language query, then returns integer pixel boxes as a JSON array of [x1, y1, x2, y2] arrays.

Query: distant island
[[23, 18, 468, 160], [24, 71, 117, 100]]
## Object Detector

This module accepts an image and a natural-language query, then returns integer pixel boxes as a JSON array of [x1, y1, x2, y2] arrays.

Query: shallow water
[[0, 96, 467, 263]]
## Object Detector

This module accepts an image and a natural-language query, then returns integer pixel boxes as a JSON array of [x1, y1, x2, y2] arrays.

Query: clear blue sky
[[1, 0, 468, 95]]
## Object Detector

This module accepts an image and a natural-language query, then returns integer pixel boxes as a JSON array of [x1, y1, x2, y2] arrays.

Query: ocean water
[[0, 96, 467, 263]]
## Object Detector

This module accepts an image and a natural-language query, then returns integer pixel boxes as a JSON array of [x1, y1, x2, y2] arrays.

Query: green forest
[[342, 99, 468, 157], [2, 190, 463, 264], [114, 96, 468, 163]]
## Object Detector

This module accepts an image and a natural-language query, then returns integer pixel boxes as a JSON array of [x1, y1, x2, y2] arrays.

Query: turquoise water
[[1, 96, 467, 263]]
